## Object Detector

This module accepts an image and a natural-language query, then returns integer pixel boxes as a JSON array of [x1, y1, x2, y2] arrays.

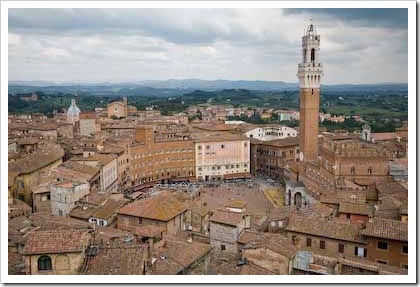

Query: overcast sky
[[8, 8, 408, 84]]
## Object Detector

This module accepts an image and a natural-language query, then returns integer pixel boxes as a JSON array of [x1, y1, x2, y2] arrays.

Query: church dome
[[67, 99, 81, 123]]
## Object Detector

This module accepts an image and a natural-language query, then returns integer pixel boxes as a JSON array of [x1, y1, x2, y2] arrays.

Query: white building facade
[[194, 134, 250, 181], [50, 181, 90, 216], [245, 125, 298, 141]]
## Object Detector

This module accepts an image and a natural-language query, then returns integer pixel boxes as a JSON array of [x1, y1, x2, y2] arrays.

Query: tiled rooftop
[[361, 218, 408, 242], [118, 191, 187, 221], [371, 132, 399, 142], [94, 226, 134, 245], [239, 262, 276, 275], [338, 202, 373, 216], [238, 230, 297, 259], [86, 243, 147, 275], [30, 212, 92, 230], [91, 199, 124, 220], [57, 161, 100, 179], [151, 235, 212, 274], [267, 206, 291, 220], [69, 206, 96, 220], [285, 214, 363, 243], [256, 137, 300, 148], [209, 209, 245, 227], [376, 181, 408, 195], [9, 145, 64, 174], [70, 153, 116, 166], [23, 229, 91, 255]]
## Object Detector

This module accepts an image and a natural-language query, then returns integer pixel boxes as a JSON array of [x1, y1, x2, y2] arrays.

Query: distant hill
[[8, 79, 407, 96], [132, 79, 297, 91]]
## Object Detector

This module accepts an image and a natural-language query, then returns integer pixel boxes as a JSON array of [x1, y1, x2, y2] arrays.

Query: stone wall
[[25, 252, 84, 275]]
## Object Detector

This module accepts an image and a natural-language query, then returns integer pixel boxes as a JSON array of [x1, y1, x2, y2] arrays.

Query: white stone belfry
[[297, 23, 323, 89], [67, 98, 81, 124]]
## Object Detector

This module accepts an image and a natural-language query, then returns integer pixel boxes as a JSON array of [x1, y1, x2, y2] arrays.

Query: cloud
[[9, 9, 269, 45], [283, 8, 407, 29], [7, 8, 408, 84]]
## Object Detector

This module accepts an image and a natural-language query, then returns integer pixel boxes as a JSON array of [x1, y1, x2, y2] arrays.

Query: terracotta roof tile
[[56, 161, 100, 180], [69, 206, 96, 220], [376, 182, 407, 195], [70, 153, 116, 166], [23, 229, 91, 255], [91, 199, 122, 220], [371, 132, 398, 142], [339, 202, 373, 216], [118, 192, 187, 221], [29, 212, 92, 230], [209, 209, 245, 226], [361, 218, 407, 241], [239, 262, 276, 275], [238, 230, 297, 259], [9, 145, 64, 174], [151, 236, 212, 274], [267, 207, 291, 221], [94, 226, 134, 244], [86, 243, 147, 275], [285, 214, 363, 243], [256, 137, 300, 148]]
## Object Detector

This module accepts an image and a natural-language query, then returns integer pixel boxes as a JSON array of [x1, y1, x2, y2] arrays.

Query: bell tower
[[297, 23, 323, 162]]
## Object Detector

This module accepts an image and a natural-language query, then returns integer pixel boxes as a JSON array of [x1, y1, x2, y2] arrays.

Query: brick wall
[[364, 237, 408, 268], [285, 231, 367, 260]]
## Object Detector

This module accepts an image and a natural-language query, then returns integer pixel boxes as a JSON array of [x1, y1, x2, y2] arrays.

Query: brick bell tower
[[297, 23, 323, 162]]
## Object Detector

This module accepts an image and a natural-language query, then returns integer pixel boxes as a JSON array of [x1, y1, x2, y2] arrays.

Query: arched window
[[350, 166, 355, 175], [38, 255, 52, 271], [368, 167, 372, 175], [311, 48, 315, 62]]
